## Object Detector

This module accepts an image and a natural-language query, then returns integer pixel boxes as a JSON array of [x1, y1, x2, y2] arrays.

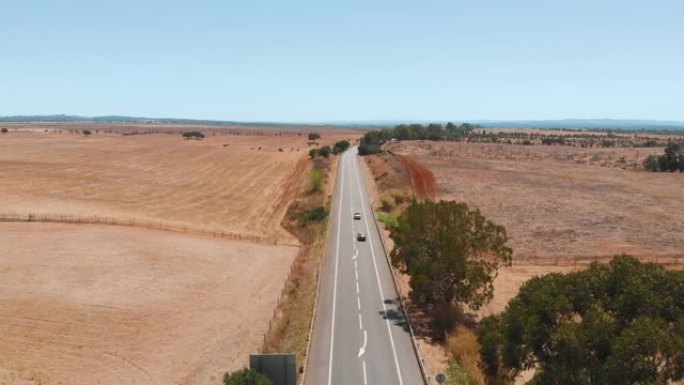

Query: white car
[[353, 212, 362, 220]]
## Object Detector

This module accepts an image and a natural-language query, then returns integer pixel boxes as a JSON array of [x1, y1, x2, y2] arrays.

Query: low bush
[[223, 368, 272, 385], [299, 206, 327, 223], [307, 168, 325, 193], [379, 195, 396, 212], [1, 128, 8, 134], [378, 211, 398, 229], [446, 327, 484, 385]]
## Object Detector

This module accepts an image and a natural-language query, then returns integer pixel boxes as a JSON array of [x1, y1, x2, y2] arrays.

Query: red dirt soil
[[395, 154, 438, 200]]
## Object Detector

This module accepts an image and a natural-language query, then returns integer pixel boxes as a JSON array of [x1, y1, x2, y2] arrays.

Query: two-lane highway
[[306, 147, 424, 385]]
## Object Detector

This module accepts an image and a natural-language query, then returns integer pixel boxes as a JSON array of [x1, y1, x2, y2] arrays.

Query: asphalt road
[[306, 147, 425, 385]]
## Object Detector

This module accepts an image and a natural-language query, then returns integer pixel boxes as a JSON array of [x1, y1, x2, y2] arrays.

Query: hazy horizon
[[2, 1, 683, 121]]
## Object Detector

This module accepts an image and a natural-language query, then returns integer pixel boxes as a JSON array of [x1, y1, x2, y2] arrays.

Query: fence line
[[513, 254, 684, 267], [0, 212, 284, 246]]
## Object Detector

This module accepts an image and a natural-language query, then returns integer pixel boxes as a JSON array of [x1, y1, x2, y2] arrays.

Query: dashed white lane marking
[[355, 268, 359, 281], [358, 329, 367, 358], [357, 296, 361, 310], [356, 281, 360, 295], [362, 360, 368, 385], [353, 249, 358, 260], [358, 313, 363, 329]]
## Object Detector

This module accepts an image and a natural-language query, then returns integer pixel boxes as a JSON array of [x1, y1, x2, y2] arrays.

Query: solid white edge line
[[326, 152, 346, 385], [362, 360, 368, 385], [352, 148, 405, 385]]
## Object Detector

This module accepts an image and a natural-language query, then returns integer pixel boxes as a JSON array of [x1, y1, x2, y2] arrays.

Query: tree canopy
[[308, 132, 320, 141], [389, 200, 511, 336], [182, 131, 205, 140], [359, 122, 481, 155], [643, 141, 684, 172], [477, 255, 684, 385]]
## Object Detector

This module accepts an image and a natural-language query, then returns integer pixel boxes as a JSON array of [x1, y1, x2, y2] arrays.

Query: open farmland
[[0, 126, 353, 244], [386, 140, 684, 261], [0, 222, 296, 385], [0, 125, 355, 385]]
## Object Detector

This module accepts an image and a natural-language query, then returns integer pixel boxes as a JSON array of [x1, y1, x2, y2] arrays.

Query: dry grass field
[[0, 222, 296, 385], [0, 125, 356, 385], [0, 127, 353, 244], [387, 140, 684, 261]]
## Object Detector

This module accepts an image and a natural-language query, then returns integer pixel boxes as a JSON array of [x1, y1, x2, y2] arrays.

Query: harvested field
[[0, 126, 358, 385], [387, 141, 684, 261], [0, 128, 355, 245], [0, 222, 297, 385]]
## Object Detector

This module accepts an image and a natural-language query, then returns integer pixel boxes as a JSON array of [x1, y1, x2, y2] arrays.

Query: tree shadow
[[379, 298, 410, 333]]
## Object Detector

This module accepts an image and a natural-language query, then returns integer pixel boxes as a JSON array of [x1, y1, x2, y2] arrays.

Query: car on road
[[357, 232, 366, 242], [353, 212, 361, 220]]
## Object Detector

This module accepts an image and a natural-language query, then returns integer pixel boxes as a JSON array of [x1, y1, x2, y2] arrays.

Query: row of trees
[[643, 141, 684, 172], [359, 123, 481, 155], [309, 140, 351, 159]]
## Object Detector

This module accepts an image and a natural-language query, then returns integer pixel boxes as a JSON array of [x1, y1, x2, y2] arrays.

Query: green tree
[[223, 368, 272, 385], [643, 154, 660, 171], [308, 148, 318, 159], [390, 200, 512, 337], [308, 132, 320, 141], [333, 140, 350, 154], [478, 255, 684, 385], [182, 131, 205, 139], [318, 145, 332, 158]]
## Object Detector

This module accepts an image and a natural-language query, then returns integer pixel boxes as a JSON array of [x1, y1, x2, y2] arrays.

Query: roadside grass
[[261, 157, 336, 377], [444, 326, 485, 385]]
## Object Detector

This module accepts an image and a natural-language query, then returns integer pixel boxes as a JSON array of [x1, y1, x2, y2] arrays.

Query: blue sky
[[1, 0, 682, 122]]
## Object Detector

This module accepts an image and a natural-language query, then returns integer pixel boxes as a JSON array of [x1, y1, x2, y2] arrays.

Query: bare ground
[[388, 141, 684, 261], [0, 222, 297, 385], [0, 126, 357, 385]]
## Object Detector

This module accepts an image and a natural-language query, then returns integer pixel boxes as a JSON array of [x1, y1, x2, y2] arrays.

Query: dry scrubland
[[365, 138, 684, 380], [0, 125, 355, 385], [387, 140, 684, 262]]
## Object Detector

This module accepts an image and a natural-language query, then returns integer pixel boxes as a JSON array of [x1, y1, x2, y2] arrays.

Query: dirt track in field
[[395, 154, 438, 200]]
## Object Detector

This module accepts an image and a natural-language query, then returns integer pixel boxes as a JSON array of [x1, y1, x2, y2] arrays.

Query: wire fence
[[0, 212, 281, 246]]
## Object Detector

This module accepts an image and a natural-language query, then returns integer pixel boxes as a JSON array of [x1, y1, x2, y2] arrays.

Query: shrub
[[308, 132, 320, 141], [332, 140, 351, 154], [1, 128, 8, 134], [299, 206, 327, 223], [83, 130, 92, 136], [643, 154, 660, 171], [308, 148, 318, 159], [378, 211, 398, 229], [182, 131, 205, 140], [379, 195, 396, 212], [307, 168, 325, 193], [446, 327, 484, 385], [223, 368, 272, 385], [318, 145, 331, 158]]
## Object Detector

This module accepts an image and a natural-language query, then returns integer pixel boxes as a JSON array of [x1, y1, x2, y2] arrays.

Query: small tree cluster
[[478, 255, 684, 385], [359, 122, 480, 155], [82, 130, 92, 136], [643, 141, 684, 172], [309, 145, 332, 159], [182, 131, 205, 140], [308, 132, 321, 141], [1, 128, 8, 134]]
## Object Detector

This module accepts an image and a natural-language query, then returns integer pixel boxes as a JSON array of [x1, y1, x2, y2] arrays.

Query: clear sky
[[1, 0, 682, 122]]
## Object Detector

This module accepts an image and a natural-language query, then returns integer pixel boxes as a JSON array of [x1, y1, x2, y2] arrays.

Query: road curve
[[306, 147, 425, 385]]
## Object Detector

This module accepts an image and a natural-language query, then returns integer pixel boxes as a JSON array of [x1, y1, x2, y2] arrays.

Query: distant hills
[[1, 115, 683, 131]]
